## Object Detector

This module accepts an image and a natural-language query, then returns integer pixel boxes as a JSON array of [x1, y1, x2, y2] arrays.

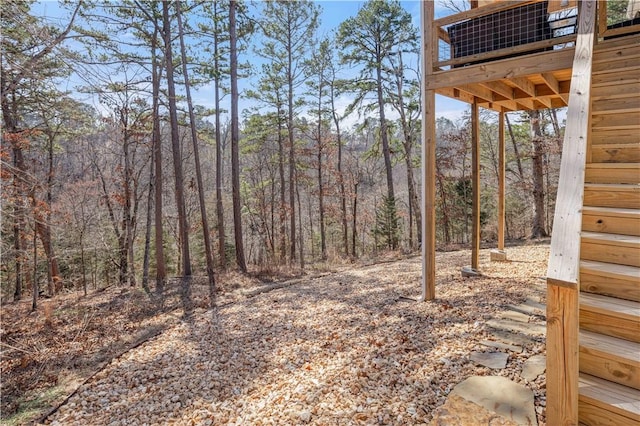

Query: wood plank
[[592, 97, 640, 114], [433, 0, 535, 26], [592, 56, 640, 74], [580, 293, 640, 342], [547, 282, 579, 425], [427, 48, 575, 90], [581, 260, 640, 302], [582, 206, 640, 236], [592, 83, 640, 100], [592, 46, 640, 63], [585, 163, 640, 184], [591, 68, 640, 86], [581, 233, 640, 268], [498, 112, 505, 251], [584, 184, 640, 209], [592, 112, 640, 130], [594, 36, 640, 53], [547, 0, 594, 286], [591, 129, 640, 145], [580, 330, 640, 390], [579, 373, 640, 425], [421, 0, 435, 301], [471, 100, 480, 270], [591, 143, 640, 163]]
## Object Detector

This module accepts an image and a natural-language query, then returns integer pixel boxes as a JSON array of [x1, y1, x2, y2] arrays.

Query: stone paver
[[470, 351, 509, 369], [451, 376, 537, 426], [522, 354, 546, 381]]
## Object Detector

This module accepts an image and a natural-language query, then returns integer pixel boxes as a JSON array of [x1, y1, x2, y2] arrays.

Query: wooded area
[[1, 0, 565, 307]]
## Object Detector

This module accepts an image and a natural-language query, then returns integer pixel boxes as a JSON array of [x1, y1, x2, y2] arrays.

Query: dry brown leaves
[[40, 243, 549, 426]]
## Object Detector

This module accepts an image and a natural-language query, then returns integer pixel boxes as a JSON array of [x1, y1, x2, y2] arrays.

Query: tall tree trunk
[[330, 86, 348, 256], [316, 93, 326, 260], [176, 2, 216, 305], [141, 143, 154, 295], [278, 118, 287, 263], [151, 22, 166, 295], [229, 0, 247, 273], [287, 47, 296, 264], [375, 62, 396, 249], [213, 2, 227, 271], [162, 1, 192, 310], [32, 226, 37, 311], [351, 180, 359, 258], [529, 110, 548, 238]]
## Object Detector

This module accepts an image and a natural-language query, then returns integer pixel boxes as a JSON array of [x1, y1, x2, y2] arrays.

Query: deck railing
[[430, 0, 639, 72]]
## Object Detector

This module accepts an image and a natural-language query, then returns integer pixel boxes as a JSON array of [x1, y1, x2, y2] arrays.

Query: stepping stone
[[489, 329, 541, 347], [499, 310, 531, 323], [487, 318, 546, 336], [429, 394, 518, 426], [451, 376, 537, 426], [507, 298, 546, 317], [470, 351, 509, 369], [480, 339, 523, 353], [522, 354, 546, 381]]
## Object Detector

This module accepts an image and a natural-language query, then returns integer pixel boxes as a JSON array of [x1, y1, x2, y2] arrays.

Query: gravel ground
[[44, 244, 549, 425]]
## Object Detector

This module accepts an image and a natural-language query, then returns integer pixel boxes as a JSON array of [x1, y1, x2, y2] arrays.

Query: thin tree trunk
[[162, 1, 192, 312], [176, 2, 216, 305], [351, 180, 359, 258], [32, 225, 37, 311], [141, 143, 154, 295], [278, 118, 287, 263], [229, 0, 247, 273], [330, 88, 348, 256], [151, 22, 166, 295], [213, 1, 227, 271]]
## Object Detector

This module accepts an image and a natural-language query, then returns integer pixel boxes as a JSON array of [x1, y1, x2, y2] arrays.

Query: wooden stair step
[[593, 47, 640, 65], [580, 260, 640, 302], [585, 163, 640, 184], [592, 96, 640, 114], [580, 292, 640, 342], [579, 373, 640, 426], [582, 206, 640, 236], [581, 231, 640, 267], [592, 129, 640, 145], [592, 56, 640, 75], [592, 83, 640, 101], [584, 184, 640, 209], [591, 111, 640, 131], [594, 37, 640, 54], [580, 330, 640, 390], [591, 143, 640, 163], [592, 67, 640, 86]]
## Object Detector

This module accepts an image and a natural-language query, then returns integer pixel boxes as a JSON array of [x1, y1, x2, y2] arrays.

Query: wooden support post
[[546, 280, 579, 424], [498, 110, 505, 250], [421, 0, 436, 301], [471, 99, 480, 271]]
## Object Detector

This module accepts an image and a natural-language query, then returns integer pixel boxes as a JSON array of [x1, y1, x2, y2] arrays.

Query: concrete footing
[[490, 249, 507, 262], [461, 267, 481, 278]]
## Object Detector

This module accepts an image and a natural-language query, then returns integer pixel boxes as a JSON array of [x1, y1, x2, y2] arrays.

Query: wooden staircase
[[577, 36, 640, 425]]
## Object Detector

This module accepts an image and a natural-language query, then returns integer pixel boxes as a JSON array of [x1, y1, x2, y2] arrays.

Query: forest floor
[[1, 242, 550, 425]]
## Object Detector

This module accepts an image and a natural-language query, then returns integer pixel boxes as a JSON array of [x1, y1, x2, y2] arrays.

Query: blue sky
[[31, 0, 469, 128]]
